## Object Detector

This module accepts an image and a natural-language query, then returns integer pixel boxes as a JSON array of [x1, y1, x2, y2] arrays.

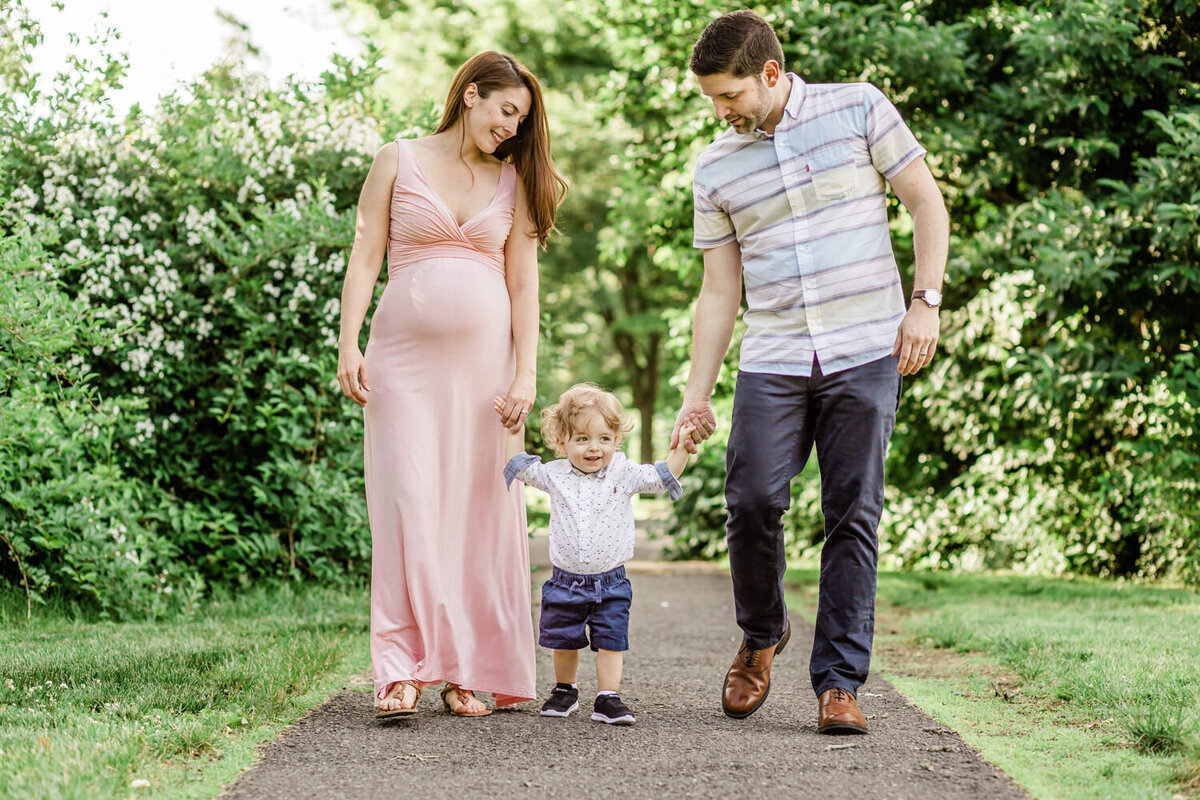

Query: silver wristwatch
[[911, 289, 943, 308]]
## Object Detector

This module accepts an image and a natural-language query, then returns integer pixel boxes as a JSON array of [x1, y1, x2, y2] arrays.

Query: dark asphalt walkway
[[221, 548, 1029, 800]]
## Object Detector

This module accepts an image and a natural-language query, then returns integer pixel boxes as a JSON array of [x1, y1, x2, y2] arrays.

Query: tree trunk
[[632, 336, 659, 462], [611, 328, 661, 463]]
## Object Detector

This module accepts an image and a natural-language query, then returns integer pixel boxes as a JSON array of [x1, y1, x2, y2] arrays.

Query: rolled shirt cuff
[[504, 452, 541, 488], [654, 461, 683, 501]]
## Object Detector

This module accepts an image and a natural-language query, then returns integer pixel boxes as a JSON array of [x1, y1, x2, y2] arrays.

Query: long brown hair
[[436, 51, 566, 247]]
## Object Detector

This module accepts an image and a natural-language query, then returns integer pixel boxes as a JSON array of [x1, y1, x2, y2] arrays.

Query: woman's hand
[[495, 374, 535, 430], [337, 345, 370, 407]]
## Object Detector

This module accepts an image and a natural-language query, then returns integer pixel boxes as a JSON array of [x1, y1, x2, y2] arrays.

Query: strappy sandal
[[440, 683, 492, 717], [375, 680, 421, 719]]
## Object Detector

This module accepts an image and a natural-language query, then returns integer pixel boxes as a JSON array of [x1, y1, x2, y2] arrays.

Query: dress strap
[[499, 160, 518, 212], [393, 138, 409, 184]]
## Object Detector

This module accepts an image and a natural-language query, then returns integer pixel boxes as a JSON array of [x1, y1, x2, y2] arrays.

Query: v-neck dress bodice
[[387, 138, 516, 277], [362, 137, 534, 707]]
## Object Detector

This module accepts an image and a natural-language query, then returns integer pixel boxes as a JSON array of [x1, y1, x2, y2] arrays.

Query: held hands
[[492, 396, 528, 436], [495, 375, 535, 430], [493, 396, 528, 461], [892, 303, 940, 376], [665, 420, 699, 477], [337, 345, 370, 407], [669, 421, 698, 453], [670, 397, 716, 454]]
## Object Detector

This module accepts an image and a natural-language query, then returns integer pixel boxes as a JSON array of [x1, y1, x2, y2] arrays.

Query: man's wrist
[[910, 288, 943, 309]]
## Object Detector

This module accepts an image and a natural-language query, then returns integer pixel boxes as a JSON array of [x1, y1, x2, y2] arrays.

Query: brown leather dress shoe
[[817, 687, 868, 734], [722, 621, 791, 719]]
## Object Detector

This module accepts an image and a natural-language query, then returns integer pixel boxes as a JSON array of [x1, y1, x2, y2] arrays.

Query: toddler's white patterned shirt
[[504, 452, 682, 575]]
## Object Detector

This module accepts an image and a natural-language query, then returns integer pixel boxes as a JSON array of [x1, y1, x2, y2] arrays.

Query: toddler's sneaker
[[591, 693, 636, 725], [539, 683, 579, 717]]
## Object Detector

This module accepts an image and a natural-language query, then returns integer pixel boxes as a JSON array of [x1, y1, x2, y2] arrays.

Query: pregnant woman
[[336, 51, 565, 717]]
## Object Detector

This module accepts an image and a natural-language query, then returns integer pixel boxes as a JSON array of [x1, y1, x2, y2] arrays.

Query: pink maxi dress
[[363, 138, 535, 707]]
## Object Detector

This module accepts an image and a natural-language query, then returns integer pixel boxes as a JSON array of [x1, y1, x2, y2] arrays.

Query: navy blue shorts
[[539, 566, 632, 652]]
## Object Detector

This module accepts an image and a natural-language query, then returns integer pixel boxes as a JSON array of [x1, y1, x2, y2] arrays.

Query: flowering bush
[[1, 226, 185, 619], [1, 6, 432, 613]]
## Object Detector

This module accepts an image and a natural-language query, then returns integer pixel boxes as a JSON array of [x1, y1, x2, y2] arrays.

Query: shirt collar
[[570, 462, 610, 479], [782, 73, 806, 120]]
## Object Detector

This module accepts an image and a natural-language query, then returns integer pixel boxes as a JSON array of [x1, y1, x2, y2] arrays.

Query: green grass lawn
[[0, 584, 370, 800], [787, 569, 1200, 800]]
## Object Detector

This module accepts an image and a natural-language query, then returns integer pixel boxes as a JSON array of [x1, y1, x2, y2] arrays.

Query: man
[[671, 10, 948, 734]]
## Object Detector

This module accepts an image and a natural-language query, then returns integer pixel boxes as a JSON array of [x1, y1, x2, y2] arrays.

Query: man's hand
[[671, 397, 716, 453], [892, 303, 940, 376]]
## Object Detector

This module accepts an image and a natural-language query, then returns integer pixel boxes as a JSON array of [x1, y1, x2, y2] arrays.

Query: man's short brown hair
[[690, 10, 785, 78]]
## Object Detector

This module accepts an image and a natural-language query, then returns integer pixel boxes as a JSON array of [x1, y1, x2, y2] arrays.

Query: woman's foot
[[440, 683, 492, 717], [375, 680, 421, 719]]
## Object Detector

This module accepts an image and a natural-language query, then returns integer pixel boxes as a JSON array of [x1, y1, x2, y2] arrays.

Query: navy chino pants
[[725, 355, 902, 697]]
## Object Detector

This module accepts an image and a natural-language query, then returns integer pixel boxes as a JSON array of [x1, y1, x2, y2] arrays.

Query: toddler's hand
[[671, 422, 699, 452], [492, 396, 510, 423], [494, 396, 525, 437]]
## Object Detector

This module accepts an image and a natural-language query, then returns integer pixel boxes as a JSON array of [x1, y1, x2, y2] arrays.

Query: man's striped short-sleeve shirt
[[692, 75, 926, 376]]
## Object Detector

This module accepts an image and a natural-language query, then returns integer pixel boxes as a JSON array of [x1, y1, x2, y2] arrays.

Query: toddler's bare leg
[[553, 649, 580, 685], [596, 649, 623, 693]]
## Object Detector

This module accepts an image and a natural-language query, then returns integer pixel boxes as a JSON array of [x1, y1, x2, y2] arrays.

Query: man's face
[[696, 71, 773, 135]]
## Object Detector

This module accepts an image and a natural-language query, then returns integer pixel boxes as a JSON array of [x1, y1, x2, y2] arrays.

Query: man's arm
[[889, 159, 949, 376], [671, 241, 743, 449]]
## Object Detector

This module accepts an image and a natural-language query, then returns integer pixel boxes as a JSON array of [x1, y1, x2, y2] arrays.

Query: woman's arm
[[497, 177, 539, 428], [336, 142, 396, 407]]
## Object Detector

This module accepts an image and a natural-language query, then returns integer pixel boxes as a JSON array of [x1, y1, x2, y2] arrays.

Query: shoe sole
[[721, 620, 792, 720], [375, 707, 417, 720], [540, 702, 579, 717], [591, 713, 635, 725], [817, 721, 868, 735]]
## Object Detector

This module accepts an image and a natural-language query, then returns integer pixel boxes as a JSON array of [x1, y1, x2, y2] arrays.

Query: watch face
[[923, 289, 943, 307]]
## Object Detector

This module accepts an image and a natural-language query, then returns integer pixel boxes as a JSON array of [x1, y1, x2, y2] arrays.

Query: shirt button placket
[[778, 121, 819, 371]]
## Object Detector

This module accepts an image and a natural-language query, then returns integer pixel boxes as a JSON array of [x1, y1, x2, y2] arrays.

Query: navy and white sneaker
[[591, 693, 636, 725], [540, 683, 580, 717]]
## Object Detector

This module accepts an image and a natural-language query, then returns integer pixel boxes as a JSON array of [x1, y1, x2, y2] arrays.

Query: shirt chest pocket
[[808, 145, 858, 201]]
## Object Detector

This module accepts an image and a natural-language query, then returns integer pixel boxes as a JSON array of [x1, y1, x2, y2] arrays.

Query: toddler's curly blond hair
[[541, 382, 634, 455]]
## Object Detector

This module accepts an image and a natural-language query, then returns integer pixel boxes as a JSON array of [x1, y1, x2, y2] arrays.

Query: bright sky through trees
[[25, 0, 362, 113]]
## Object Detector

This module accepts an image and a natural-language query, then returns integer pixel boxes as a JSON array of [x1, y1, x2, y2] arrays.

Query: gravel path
[[221, 552, 1029, 800]]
